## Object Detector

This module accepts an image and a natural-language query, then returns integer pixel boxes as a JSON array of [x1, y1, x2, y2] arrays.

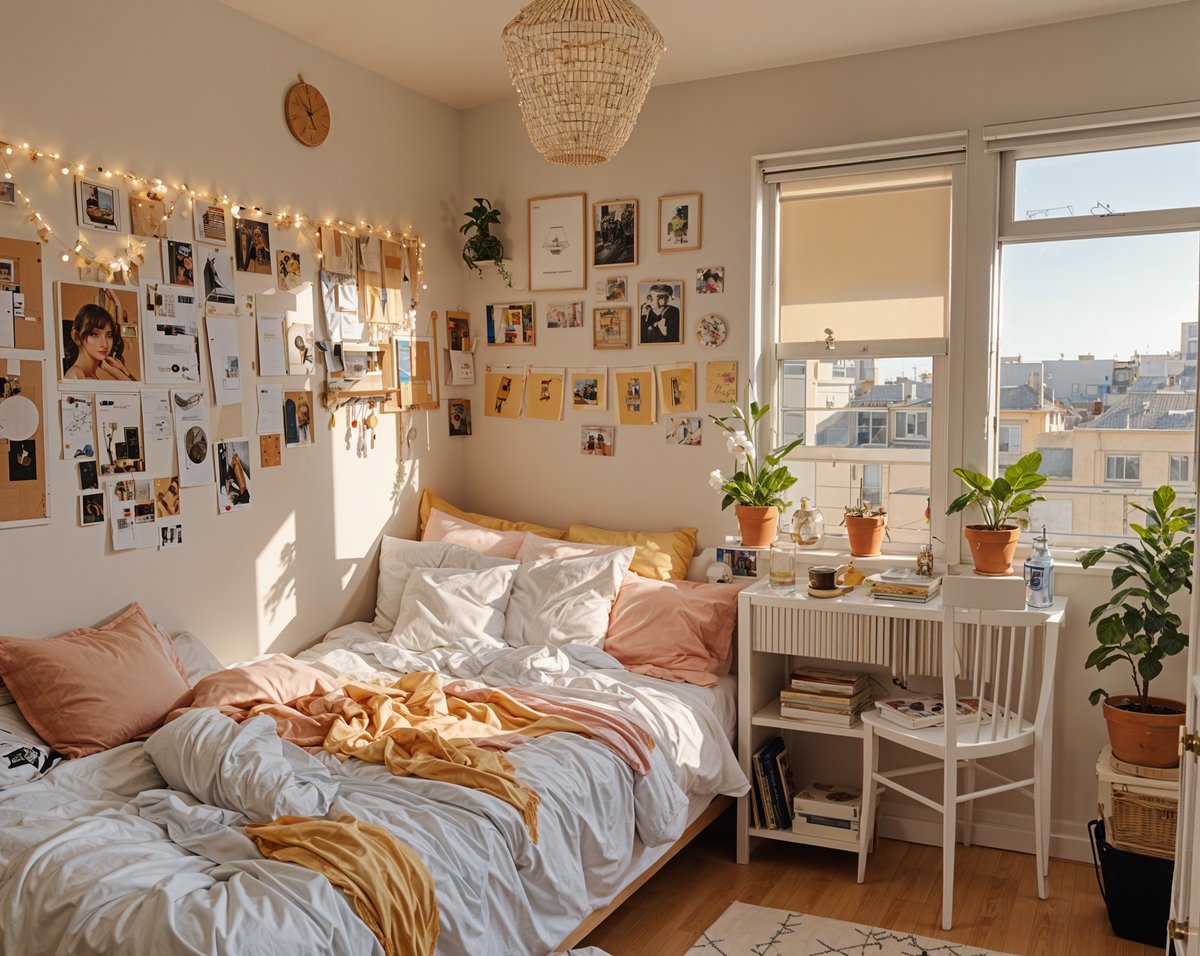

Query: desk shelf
[[748, 825, 861, 854], [752, 699, 866, 738]]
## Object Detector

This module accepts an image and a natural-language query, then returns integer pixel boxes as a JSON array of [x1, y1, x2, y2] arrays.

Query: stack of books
[[791, 781, 862, 844], [865, 569, 942, 603], [874, 694, 991, 728], [779, 667, 873, 727], [749, 737, 797, 830]]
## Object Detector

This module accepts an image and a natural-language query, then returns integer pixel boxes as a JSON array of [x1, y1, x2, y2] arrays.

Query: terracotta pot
[[844, 514, 886, 557], [963, 525, 1021, 575], [1102, 695, 1187, 768], [735, 505, 779, 548]]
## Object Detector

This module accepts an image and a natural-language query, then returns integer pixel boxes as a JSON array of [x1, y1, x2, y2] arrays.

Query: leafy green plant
[[708, 383, 803, 511], [460, 198, 511, 286], [1081, 485, 1194, 712], [945, 451, 1047, 529]]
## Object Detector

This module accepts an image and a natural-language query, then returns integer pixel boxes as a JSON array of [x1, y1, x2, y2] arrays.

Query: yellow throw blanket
[[294, 672, 592, 843], [246, 815, 438, 956]]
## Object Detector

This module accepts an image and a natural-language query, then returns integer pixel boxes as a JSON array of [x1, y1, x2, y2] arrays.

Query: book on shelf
[[780, 687, 873, 707], [793, 782, 863, 821], [751, 737, 790, 830], [778, 705, 863, 728], [790, 817, 860, 843], [868, 590, 937, 604], [788, 666, 868, 694], [874, 695, 990, 729], [865, 571, 942, 600]]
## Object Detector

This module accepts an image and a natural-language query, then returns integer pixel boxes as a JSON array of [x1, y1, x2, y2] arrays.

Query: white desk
[[735, 576, 1068, 862]]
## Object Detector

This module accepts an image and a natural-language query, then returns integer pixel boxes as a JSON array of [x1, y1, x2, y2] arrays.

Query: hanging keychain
[[367, 400, 379, 449]]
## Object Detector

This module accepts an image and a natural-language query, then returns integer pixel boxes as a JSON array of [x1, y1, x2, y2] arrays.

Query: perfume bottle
[[1024, 526, 1054, 609], [790, 497, 825, 550]]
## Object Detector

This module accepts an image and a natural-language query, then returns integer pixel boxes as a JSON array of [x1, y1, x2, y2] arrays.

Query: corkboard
[[0, 356, 48, 526], [0, 238, 44, 350]]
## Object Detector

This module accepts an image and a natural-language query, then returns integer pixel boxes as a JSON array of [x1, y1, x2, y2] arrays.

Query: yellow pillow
[[417, 489, 566, 540], [564, 523, 697, 581]]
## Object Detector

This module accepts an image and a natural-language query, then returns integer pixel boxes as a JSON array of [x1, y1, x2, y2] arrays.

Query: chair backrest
[[940, 575, 1059, 747]]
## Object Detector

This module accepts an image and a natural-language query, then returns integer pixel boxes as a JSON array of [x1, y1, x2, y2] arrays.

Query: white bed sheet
[[0, 626, 747, 956]]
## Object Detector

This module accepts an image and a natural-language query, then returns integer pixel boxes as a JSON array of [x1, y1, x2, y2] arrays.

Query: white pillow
[[372, 536, 516, 635], [502, 549, 636, 648], [170, 631, 224, 683], [516, 531, 633, 563], [424, 508, 527, 559], [391, 565, 518, 651]]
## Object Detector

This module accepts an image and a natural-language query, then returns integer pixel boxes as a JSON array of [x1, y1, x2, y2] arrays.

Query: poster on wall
[[205, 316, 242, 406], [283, 390, 313, 447], [56, 282, 143, 387], [60, 394, 95, 459], [108, 477, 156, 550], [233, 218, 272, 275], [95, 394, 145, 475], [193, 199, 229, 246], [615, 369, 655, 426], [528, 193, 586, 292], [524, 368, 565, 422], [484, 369, 525, 419], [172, 389, 213, 487], [200, 247, 236, 316], [141, 282, 201, 385], [656, 362, 697, 415], [569, 369, 607, 412], [215, 439, 252, 514], [154, 474, 183, 550]]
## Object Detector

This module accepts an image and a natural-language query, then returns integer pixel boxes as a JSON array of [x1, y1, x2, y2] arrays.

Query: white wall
[[0, 1, 465, 660], [459, 2, 1200, 857]]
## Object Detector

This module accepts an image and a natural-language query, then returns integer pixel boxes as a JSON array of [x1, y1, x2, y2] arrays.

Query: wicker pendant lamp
[[501, 0, 666, 166]]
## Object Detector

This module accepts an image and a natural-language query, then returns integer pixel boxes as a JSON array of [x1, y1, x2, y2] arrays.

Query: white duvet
[[0, 629, 747, 956]]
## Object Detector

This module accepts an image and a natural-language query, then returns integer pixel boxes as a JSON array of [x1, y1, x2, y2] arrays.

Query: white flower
[[726, 430, 754, 461], [709, 469, 727, 491]]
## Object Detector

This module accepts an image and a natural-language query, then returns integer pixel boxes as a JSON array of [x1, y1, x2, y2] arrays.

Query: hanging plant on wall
[[460, 197, 511, 286]]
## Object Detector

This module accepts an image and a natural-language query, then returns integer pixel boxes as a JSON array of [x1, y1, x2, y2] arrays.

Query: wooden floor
[[581, 822, 1158, 955]]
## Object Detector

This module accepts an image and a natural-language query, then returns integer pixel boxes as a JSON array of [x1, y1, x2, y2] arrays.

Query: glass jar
[[769, 541, 797, 592], [790, 497, 825, 550]]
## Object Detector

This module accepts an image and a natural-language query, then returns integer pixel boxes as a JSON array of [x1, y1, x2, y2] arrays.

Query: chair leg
[[962, 759, 975, 847], [1034, 736, 1049, 898], [941, 758, 957, 931], [857, 727, 878, 884]]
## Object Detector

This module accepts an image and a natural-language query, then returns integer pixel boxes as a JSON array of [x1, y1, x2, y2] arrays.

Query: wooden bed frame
[[557, 794, 733, 951]]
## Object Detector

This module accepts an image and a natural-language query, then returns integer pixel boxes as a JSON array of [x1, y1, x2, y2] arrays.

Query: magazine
[[874, 695, 990, 728]]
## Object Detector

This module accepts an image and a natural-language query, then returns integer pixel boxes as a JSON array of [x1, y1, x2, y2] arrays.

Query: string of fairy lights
[[0, 136, 427, 318]]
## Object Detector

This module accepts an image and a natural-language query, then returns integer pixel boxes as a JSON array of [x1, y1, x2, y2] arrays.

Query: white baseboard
[[876, 800, 1094, 864]]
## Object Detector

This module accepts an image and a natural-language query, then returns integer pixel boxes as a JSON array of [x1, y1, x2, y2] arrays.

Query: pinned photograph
[[129, 191, 166, 237], [283, 391, 313, 447], [276, 249, 302, 291], [79, 491, 105, 526], [486, 302, 535, 345], [78, 459, 98, 490], [76, 177, 121, 232], [593, 306, 631, 350], [525, 370, 565, 422], [287, 322, 315, 374], [485, 370, 525, 419], [8, 440, 36, 481], [193, 199, 229, 245], [215, 439, 252, 513], [154, 476, 180, 517], [57, 283, 143, 385], [696, 266, 724, 294], [600, 276, 627, 302], [665, 416, 702, 446], [546, 302, 583, 329], [448, 399, 472, 437], [637, 281, 684, 345], [233, 218, 272, 274], [657, 362, 697, 413], [592, 199, 637, 268], [96, 395, 144, 475], [581, 425, 615, 457], [659, 192, 702, 252], [61, 394, 95, 458], [0, 182, 14, 205], [163, 240, 194, 287], [200, 246, 236, 312], [705, 360, 738, 403], [616, 369, 655, 425]]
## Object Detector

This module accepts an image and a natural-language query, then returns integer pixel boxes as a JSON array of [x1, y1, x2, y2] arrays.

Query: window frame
[[1170, 453, 1191, 484], [997, 424, 1022, 455], [895, 410, 930, 442], [1104, 454, 1142, 483]]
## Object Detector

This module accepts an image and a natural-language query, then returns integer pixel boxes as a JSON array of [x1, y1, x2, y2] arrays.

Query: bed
[[0, 536, 748, 955]]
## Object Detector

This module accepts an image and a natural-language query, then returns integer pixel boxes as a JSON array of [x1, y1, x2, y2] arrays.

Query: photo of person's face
[[77, 321, 115, 365], [653, 291, 670, 310]]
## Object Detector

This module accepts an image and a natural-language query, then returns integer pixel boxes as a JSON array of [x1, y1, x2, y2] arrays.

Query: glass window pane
[[1013, 141, 1200, 221], [782, 461, 931, 548]]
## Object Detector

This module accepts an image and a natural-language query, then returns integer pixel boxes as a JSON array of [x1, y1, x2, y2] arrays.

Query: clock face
[[285, 82, 330, 148]]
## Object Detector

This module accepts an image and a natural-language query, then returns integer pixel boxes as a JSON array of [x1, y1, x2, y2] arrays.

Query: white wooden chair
[[855, 575, 1059, 930]]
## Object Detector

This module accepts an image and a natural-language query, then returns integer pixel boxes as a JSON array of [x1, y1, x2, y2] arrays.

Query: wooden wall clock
[[284, 77, 330, 148]]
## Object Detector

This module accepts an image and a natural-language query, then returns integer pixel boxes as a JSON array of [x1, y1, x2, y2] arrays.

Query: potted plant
[[1081, 485, 1194, 768], [946, 451, 1047, 575], [842, 503, 888, 557], [709, 384, 803, 547], [460, 197, 511, 286]]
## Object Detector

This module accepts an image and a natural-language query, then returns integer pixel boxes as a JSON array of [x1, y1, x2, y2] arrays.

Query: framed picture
[[76, 177, 121, 232], [696, 265, 724, 294], [56, 281, 143, 388], [716, 546, 758, 577], [599, 275, 628, 303], [659, 192, 701, 252], [446, 310, 471, 350], [637, 280, 684, 345], [546, 302, 583, 329], [162, 239, 195, 287], [448, 399, 472, 436], [528, 193, 587, 291], [486, 301, 535, 345], [570, 370, 607, 410], [581, 425, 615, 457], [593, 306, 631, 350], [592, 199, 637, 268]]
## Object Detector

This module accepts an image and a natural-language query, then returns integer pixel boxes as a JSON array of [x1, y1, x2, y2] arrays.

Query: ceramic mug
[[808, 564, 850, 590]]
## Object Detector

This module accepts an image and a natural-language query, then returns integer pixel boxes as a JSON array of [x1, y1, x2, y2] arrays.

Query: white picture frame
[[528, 193, 587, 292]]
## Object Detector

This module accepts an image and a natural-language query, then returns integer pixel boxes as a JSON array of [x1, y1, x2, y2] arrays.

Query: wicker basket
[[1096, 746, 1179, 859]]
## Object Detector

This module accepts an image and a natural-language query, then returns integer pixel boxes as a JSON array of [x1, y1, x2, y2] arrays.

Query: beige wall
[[0, 1, 466, 660], [460, 2, 1200, 858]]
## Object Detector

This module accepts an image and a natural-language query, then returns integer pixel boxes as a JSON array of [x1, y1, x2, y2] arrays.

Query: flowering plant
[[708, 384, 803, 510]]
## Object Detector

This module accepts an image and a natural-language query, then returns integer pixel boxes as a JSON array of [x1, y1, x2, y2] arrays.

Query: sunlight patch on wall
[[255, 511, 298, 653]]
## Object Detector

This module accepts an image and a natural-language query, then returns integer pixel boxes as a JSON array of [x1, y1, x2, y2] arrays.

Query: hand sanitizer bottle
[[1024, 526, 1054, 608]]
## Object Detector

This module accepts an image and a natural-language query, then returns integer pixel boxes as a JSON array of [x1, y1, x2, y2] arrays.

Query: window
[[997, 425, 1023, 466], [1106, 454, 1141, 482], [992, 118, 1200, 548], [763, 137, 962, 549]]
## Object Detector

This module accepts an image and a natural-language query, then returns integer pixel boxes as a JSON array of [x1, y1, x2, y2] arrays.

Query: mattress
[[0, 626, 747, 956]]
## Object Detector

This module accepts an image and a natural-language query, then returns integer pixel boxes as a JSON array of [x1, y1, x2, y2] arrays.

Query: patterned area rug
[[689, 902, 1017, 956]]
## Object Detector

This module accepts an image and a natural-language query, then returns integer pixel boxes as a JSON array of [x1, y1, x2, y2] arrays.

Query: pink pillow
[[516, 531, 632, 563], [0, 603, 191, 758], [423, 508, 526, 559], [604, 575, 748, 687]]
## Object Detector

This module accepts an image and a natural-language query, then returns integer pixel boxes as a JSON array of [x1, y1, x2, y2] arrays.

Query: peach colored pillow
[[517, 531, 632, 563], [0, 603, 191, 758], [422, 508, 527, 558], [604, 575, 747, 686]]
